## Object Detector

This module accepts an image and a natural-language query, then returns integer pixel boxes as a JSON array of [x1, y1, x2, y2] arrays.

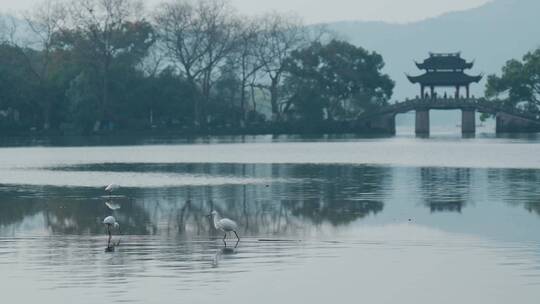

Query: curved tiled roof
[[407, 71, 483, 86], [416, 53, 474, 71]]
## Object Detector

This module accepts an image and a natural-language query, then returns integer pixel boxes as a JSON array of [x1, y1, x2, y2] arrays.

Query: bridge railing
[[366, 97, 540, 122]]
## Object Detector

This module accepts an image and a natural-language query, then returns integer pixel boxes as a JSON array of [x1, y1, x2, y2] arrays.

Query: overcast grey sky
[[0, 0, 491, 24]]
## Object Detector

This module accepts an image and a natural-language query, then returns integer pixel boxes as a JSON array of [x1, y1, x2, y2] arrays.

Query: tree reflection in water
[[488, 168, 540, 216], [0, 164, 392, 237], [5, 163, 540, 238], [0, 185, 153, 236]]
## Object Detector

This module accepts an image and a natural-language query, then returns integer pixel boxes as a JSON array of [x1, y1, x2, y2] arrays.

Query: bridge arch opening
[[395, 111, 415, 135], [395, 109, 495, 136], [395, 110, 464, 136], [430, 110, 466, 135]]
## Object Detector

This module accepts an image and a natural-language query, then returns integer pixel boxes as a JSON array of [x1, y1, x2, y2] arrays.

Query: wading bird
[[103, 215, 120, 251], [208, 210, 240, 243], [105, 184, 119, 197]]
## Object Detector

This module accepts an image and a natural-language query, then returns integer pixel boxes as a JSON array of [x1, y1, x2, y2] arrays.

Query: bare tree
[[233, 18, 264, 126], [155, 0, 239, 126], [68, 0, 145, 130], [256, 13, 308, 121], [0, 13, 21, 46], [138, 43, 166, 78], [23, 0, 68, 129]]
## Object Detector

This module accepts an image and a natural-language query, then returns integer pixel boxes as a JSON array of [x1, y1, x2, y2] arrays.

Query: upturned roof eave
[[407, 73, 483, 85]]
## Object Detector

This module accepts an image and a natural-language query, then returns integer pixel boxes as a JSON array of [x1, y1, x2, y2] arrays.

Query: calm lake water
[[1, 129, 540, 303]]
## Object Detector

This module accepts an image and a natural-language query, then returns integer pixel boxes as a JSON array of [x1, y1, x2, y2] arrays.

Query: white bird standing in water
[[105, 184, 119, 196], [209, 210, 240, 241], [103, 216, 120, 249]]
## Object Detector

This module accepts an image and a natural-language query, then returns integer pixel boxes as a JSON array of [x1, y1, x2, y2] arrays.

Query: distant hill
[[328, 0, 540, 100]]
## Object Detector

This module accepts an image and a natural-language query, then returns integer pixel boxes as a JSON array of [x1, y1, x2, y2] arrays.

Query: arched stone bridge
[[359, 98, 540, 134]]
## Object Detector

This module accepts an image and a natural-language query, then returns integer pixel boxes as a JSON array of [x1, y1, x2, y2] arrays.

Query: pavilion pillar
[[430, 86, 435, 99], [466, 85, 470, 99], [455, 86, 460, 99], [415, 109, 430, 135], [462, 108, 476, 134], [421, 85, 425, 99]]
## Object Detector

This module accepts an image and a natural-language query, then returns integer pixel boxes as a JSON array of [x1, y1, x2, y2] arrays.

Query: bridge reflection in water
[[362, 98, 540, 135]]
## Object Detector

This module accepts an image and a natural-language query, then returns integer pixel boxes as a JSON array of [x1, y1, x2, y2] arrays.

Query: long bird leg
[[223, 233, 228, 248], [233, 231, 240, 241]]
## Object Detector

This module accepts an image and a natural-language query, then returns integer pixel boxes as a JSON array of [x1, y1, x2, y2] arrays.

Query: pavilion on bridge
[[407, 52, 483, 99], [363, 53, 540, 135]]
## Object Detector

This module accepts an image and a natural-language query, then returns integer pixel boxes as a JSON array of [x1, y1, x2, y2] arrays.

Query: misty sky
[[0, 0, 491, 23]]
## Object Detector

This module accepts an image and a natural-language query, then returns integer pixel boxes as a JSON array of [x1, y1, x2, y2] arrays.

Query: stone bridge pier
[[461, 108, 476, 134], [415, 109, 430, 134]]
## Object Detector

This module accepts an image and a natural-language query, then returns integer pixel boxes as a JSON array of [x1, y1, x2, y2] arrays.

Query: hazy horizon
[[0, 0, 491, 24]]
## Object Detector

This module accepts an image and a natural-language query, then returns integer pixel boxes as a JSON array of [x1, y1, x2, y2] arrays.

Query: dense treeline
[[486, 48, 540, 114], [0, 0, 394, 135]]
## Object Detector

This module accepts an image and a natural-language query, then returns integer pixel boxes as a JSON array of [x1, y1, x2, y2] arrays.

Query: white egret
[[209, 210, 240, 242], [104, 184, 119, 197], [103, 216, 120, 250]]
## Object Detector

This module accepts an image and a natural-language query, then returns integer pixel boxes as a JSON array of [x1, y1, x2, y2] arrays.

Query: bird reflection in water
[[105, 200, 121, 211], [212, 242, 239, 268]]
